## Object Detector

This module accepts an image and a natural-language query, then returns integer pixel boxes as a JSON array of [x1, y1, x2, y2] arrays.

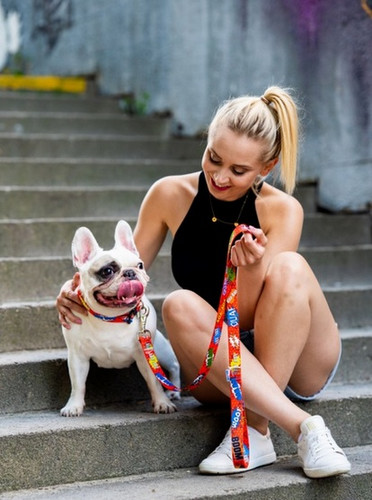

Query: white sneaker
[[297, 415, 351, 478], [199, 426, 276, 475]]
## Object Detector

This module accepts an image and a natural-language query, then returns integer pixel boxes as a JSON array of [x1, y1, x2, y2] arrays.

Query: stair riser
[[0, 302, 368, 361], [0, 188, 317, 220], [0, 407, 229, 493], [0, 394, 370, 493], [0, 160, 197, 186], [300, 247, 372, 287], [0, 331, 370, 413], [0, 94, 122, 113], [1, 251, 371, 303], [0, 115, 171, 137], [0, 358, 150, 414], [0, 190, 146, 219], [0, 135, 204, 159], [1, 215, 370, 257]]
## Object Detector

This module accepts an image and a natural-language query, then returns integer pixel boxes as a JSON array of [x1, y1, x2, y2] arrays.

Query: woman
[[57, 86, 350, 478]]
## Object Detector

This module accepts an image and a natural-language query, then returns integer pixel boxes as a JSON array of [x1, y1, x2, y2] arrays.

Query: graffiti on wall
[[32, 0, 74, 51], [361, 0, 372, 18], [0, 1, 21, 71]]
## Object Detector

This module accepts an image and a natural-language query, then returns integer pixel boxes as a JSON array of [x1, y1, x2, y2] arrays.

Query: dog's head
[[72, 220, 149, 315]]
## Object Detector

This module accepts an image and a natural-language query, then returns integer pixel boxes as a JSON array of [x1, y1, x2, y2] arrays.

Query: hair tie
[[260, 95, 270, 105]]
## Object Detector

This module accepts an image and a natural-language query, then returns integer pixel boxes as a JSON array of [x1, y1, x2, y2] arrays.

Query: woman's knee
[[266, 251, 311, 291], [162, 289, 196, 326]]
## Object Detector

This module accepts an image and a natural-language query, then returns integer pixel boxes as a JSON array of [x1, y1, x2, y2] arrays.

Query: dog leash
[[138, 224, 250, 469]]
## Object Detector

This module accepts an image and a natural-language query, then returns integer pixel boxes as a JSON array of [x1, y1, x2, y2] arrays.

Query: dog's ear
[[72, 227, 102, 268], [114, 220, 139, 256]]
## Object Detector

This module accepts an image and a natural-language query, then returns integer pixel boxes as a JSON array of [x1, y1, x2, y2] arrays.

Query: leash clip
[[138, 302, 150, 337]]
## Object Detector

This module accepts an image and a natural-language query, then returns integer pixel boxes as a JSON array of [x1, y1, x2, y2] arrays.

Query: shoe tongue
[[301, 415, 325, 434]]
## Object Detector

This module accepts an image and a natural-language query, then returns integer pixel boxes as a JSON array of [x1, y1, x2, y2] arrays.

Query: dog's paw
[[152, 398, 178, 414], [60, 402, 85, 417], [166, 390, 181, 401]]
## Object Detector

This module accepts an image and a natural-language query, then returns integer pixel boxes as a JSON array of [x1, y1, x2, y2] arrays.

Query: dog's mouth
[[94, 280, 144, 309]]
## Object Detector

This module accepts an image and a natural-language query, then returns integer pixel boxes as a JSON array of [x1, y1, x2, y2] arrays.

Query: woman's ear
[[261, 157, 279, 176]]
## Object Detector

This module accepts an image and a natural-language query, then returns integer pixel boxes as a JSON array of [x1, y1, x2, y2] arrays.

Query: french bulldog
[[60, 220, 181, 416]]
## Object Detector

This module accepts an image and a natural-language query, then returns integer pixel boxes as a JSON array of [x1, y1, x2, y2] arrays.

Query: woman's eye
[[232, 168, 245, 176], [209, 154, 221, 164]]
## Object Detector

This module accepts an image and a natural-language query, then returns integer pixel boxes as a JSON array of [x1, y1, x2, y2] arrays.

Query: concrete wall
[[0, 0, 371, 212]]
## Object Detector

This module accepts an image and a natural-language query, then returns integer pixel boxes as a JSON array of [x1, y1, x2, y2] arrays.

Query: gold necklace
[[209, 192, 249, 227]]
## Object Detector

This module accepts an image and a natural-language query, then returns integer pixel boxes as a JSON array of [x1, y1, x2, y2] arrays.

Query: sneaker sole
[[303, 463, 351, 479], [199, 451, 277, 475]]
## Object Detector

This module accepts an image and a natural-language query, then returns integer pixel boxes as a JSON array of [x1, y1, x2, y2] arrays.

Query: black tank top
[[171, 172, 261, 310]]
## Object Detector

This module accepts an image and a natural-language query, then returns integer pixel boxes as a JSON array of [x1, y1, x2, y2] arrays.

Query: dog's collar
[[77, 289, 141, 324]]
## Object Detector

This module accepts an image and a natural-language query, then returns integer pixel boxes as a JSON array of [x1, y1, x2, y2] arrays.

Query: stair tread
[[1, 444, 371, 499], [0, 398, 213, 436], [0, 382, 371, 435]]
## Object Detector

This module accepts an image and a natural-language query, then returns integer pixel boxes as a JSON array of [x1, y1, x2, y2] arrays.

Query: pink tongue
[[117, 280, 144, 300]]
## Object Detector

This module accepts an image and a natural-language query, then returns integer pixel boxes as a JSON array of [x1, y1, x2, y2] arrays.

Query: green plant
[[119, 92, 150, 115]]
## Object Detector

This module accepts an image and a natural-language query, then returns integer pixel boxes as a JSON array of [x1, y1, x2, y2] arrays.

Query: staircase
[[0, 90, 371, 499]]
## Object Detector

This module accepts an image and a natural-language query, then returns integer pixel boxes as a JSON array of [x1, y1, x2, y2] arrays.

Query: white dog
[[60, 220, 181, 416]]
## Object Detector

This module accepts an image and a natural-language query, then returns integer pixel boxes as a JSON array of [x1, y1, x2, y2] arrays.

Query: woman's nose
[[214, 170, 229, 184]]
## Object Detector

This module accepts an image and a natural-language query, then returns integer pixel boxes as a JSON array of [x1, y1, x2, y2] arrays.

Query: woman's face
[[202, 125, 275, 201]]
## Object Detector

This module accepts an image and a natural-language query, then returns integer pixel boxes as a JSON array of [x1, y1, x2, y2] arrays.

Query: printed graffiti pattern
[[32, 0, 73, 51], [139, 224, 251, 469]]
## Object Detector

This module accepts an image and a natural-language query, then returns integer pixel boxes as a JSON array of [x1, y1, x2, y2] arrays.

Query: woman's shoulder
[[257, 182, 304, 230], [258, 182, 303, 212], [148, 171, 200, 201]]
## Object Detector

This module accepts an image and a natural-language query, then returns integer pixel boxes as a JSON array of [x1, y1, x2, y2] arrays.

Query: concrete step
[[1, 246, 371, 303], [0, 213, 370, 257], [299, 244, 372, 287], [1, 284, 371, 332], [0, 158, 197, 186], [2, 445, 371, 500], [0, 92, 123, 113], [0, 112, 171, 137], [0, 187, 147, 219], [324, 286, 372, 329], [0, 184, 319, 220], [0, 385, 371, 493], [0, 328, 370, 412], [0, 133, 205, 159]]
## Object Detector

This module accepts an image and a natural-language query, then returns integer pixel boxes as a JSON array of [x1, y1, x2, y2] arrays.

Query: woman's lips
[[211, 177, 230, 192]]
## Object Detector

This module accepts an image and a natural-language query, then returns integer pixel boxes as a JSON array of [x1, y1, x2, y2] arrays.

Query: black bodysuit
[[171, 172, 261, 310]]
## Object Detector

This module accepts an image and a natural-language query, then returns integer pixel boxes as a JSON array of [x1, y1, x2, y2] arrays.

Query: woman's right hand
[[56, 273, 87, 329]]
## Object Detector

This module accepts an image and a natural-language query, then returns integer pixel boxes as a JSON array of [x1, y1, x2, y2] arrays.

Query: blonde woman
[[57, 86, 350, 478]]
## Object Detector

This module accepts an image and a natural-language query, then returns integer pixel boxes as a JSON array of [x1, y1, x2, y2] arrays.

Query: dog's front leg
[[153, 331, 181, 401], [60, 351, 90, 417], [135, 351, 177, 414]]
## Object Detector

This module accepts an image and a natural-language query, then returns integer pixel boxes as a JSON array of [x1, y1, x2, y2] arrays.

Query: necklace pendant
[[212, 217, 217, 223], [234, 222, 239, 227]]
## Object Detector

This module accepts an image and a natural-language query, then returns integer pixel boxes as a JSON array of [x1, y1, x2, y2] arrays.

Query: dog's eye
[[97, 263, 119, 280], [137, 262, 144, 270]]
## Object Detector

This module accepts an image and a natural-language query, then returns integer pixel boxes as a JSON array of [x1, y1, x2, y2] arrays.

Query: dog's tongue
[[117, 280, 144, 303]]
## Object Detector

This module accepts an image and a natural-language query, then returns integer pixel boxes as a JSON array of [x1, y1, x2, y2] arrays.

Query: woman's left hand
[[230, 225, 267, 267]]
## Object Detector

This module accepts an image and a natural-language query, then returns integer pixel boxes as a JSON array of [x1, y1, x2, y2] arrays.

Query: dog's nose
[[123, 269, 136, 280]]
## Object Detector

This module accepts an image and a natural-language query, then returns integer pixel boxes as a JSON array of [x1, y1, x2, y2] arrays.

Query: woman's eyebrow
[[209, 147, 221, 159]]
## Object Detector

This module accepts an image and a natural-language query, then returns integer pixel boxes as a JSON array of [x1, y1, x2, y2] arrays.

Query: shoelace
[[308, 428, 340, 460]]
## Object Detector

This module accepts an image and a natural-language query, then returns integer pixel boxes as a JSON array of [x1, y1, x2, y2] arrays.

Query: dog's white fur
[[61, 220, 181, 416]]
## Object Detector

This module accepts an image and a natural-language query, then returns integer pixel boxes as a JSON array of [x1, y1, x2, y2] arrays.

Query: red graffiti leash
[[138, 224, 250, 468]]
